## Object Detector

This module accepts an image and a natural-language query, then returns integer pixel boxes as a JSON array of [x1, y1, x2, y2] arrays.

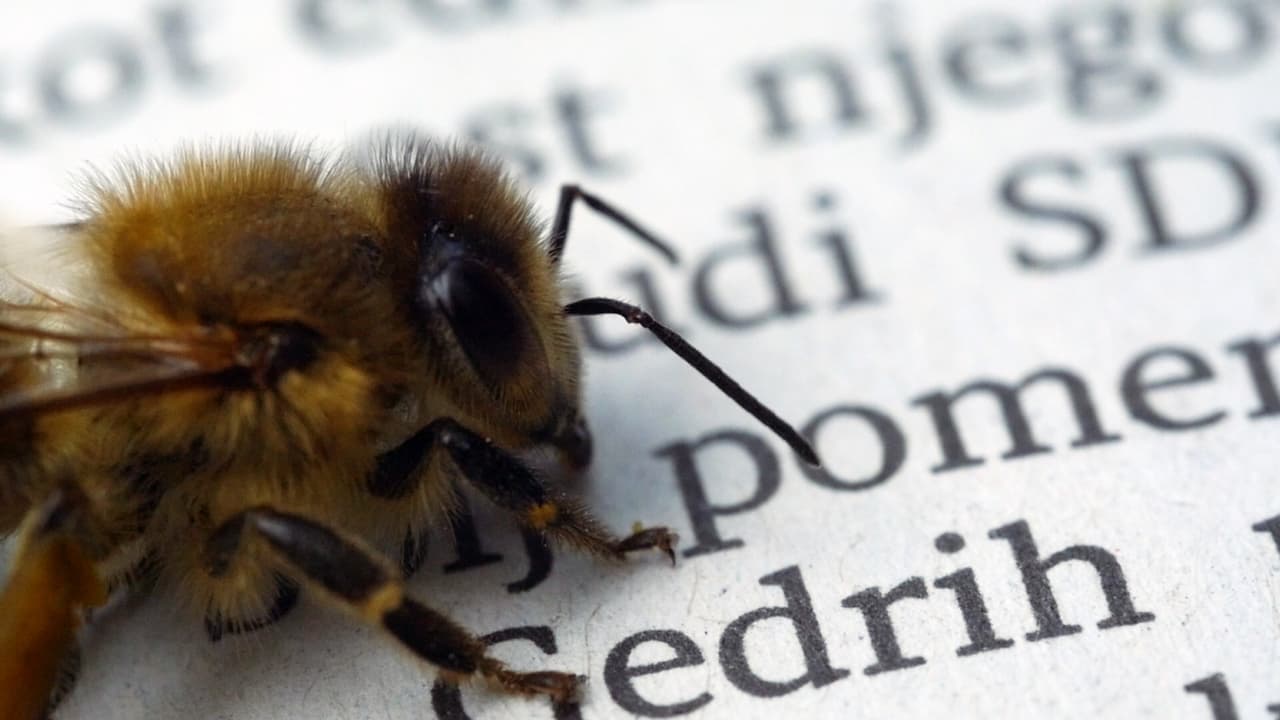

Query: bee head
[[371, 138, 589, 467], [370, 135, 818, 470]]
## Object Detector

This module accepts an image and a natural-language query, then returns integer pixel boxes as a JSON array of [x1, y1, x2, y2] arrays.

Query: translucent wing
[[0, 223, 242, 420]]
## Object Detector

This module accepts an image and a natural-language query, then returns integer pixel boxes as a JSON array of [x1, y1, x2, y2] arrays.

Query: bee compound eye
[[423, 259, 537, 387]]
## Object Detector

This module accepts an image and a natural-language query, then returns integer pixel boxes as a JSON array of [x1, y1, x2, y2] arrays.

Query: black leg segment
[[204, 507, 581, 702], [248, 509, 389, 604], [369, 421, 439, 499], [433, 418, 677, 564], [366, 416, 676, 563]]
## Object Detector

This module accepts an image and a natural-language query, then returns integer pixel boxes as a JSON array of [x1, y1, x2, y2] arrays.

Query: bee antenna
[[565, 297, 821, 467], [548, 185, 679, 266]]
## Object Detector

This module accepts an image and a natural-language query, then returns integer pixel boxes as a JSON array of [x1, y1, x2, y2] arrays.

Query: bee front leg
[[425, 418, 677, 564], [368, 417, 675, 562], [205, 508, 581, 703]]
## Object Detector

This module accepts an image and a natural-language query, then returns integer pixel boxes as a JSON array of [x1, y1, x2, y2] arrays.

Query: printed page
[[0, 1, 1276, 718]]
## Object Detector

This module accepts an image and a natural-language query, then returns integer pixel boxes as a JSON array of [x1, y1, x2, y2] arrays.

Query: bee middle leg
[[205, 507, 581, 702], [370, 417, 676, 563]]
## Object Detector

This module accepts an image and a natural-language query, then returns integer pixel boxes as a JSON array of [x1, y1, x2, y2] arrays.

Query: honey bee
[[0, 135, 819, 717]]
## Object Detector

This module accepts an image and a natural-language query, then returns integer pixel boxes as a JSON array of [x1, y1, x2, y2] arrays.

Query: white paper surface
[[0, 1, 1277, 718]]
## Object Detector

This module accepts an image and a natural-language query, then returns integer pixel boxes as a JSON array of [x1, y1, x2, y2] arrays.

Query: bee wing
[[0, 222, 119, 331], [0, 359, 238, 419], [0, 223, 241, 420]]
